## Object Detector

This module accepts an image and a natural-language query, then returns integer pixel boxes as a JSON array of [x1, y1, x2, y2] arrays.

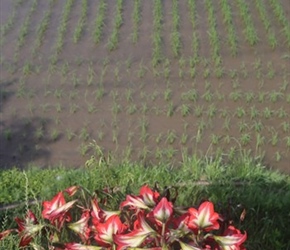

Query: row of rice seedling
[[0, 1, 18, 46], [236, 0, 258, 46], [107, 0, 123, 51], [51, 0, 74, 64], [32, 0, 54, 56], [73, 0, 88, 43], [187, 0, 199, 66], [14, 0, 38, 60], [152, 0, 163, 67], [205, 0, 221, 66], [254, 0, 278, 49], [170, 0, 181, 58], [131, 0, 141, 44], [219, 0, 238, 56], [93, 0, 106, 44], [268, 0, 290, 47]]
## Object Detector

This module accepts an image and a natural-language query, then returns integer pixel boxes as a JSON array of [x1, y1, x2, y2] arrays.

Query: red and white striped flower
[[214, 225, 247, 249], [68, 210, 91, 243], [94, 215, 126, 247], [15, 210, 43, 247], [153, 197, 173, 223], [186, 201, 220, 232], [42, 192, 77, 229], [114, 212, 156, 250]]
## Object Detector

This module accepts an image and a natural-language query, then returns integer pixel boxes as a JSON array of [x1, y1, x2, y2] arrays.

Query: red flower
[[152, 197, 173, 223], [120, 185, 160, 210], [114, 212, 156, 250], [64, 243, 103, 250], [15, 210, 43, 247], [0, 229, 15, 240], [213, 225, 247, 249], [64, 186, 79, 196], [68, 210, 91, 243], [186, 201, 220, 232], [91, 199, 119, 226], [42, 192, 77, 229], [94, 215, 126, 247]]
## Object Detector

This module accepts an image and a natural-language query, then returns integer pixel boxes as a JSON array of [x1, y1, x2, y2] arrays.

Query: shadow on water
[[0, 80, 52, 169]]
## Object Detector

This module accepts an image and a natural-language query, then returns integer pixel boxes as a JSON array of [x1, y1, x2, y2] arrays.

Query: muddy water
[[0, 1, 289, 173]]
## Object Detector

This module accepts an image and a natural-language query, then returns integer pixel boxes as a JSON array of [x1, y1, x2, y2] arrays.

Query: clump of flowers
[[0, 184, 247, 249]]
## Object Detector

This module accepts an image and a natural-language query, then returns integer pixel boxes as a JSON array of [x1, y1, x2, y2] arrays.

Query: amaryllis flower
[[186, 201, 220, 232], [68, 210, 91, 243], [213, 225, 247, 250], [91, 199, 120, 226], [15, 210, 43, 247], [42, 192, 77, 229], [0, 229, 15, 240], [65, 186, 79, 196], [64, 243, 103, 250], [114, 212, 156, 250], [120, 185, 160, 210], [94, 214, 126, 247], [152, 197, 173, 223]]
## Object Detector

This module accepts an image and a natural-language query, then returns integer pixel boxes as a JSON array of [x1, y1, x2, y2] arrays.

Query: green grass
[[1, 153, 290, 249]]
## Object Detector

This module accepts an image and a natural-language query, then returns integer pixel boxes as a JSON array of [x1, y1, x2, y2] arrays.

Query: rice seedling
[[284, 136, 290, 149], [55, 103, 62, 113], [194, 105, 203, 117], [236, 0, 259, 46], [220, 0, 238, 56], [52, 0, 74, 61], [263, 107, 274, 119], [170, 0, 181, 57], [223, 117, 231, 131], [179, 104, 191, 117], [164, 88, 172, 101], [238, 121, 249, 133], [69, 103, 79, 114], [155, 133, 163, 144], [205, 0, 221, 62], [235, 107, 246, 118], [163, 147, 177, 159], [131, 0, 141, 44], [73, 0, 87, 43], [50, 129, 60, 141], [268, 128, 279, 146], [252, 120, 263, 133], [79, 127, 90, 141], [126, 104, 137, 115], [207, 104, 217, 118], [281, 121, 290, 133], [180, 133, 188, 145], [229, 90, 241, 102], [66, 129, 75, 141], [32, 6, 52, 55], [255, 133, 265, 151], [107, 0, 123, 51], [93, 0, 106, 44], [152, 0, 163, 66], [35, 126, 44, 140], [210, 134, 220, 145], [165, 130, 177, 144], [269, 0, 290, 47], [202, 90, 213, 102], [255, 0, 278, 49], [111, 102, 121, 115], [166, 102, 174, 117], [240, 133, 251, 146], [15, 0, 38, 56]]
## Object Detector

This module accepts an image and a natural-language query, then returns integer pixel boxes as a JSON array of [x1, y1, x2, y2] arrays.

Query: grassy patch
[[0, 154, 290, 249]]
